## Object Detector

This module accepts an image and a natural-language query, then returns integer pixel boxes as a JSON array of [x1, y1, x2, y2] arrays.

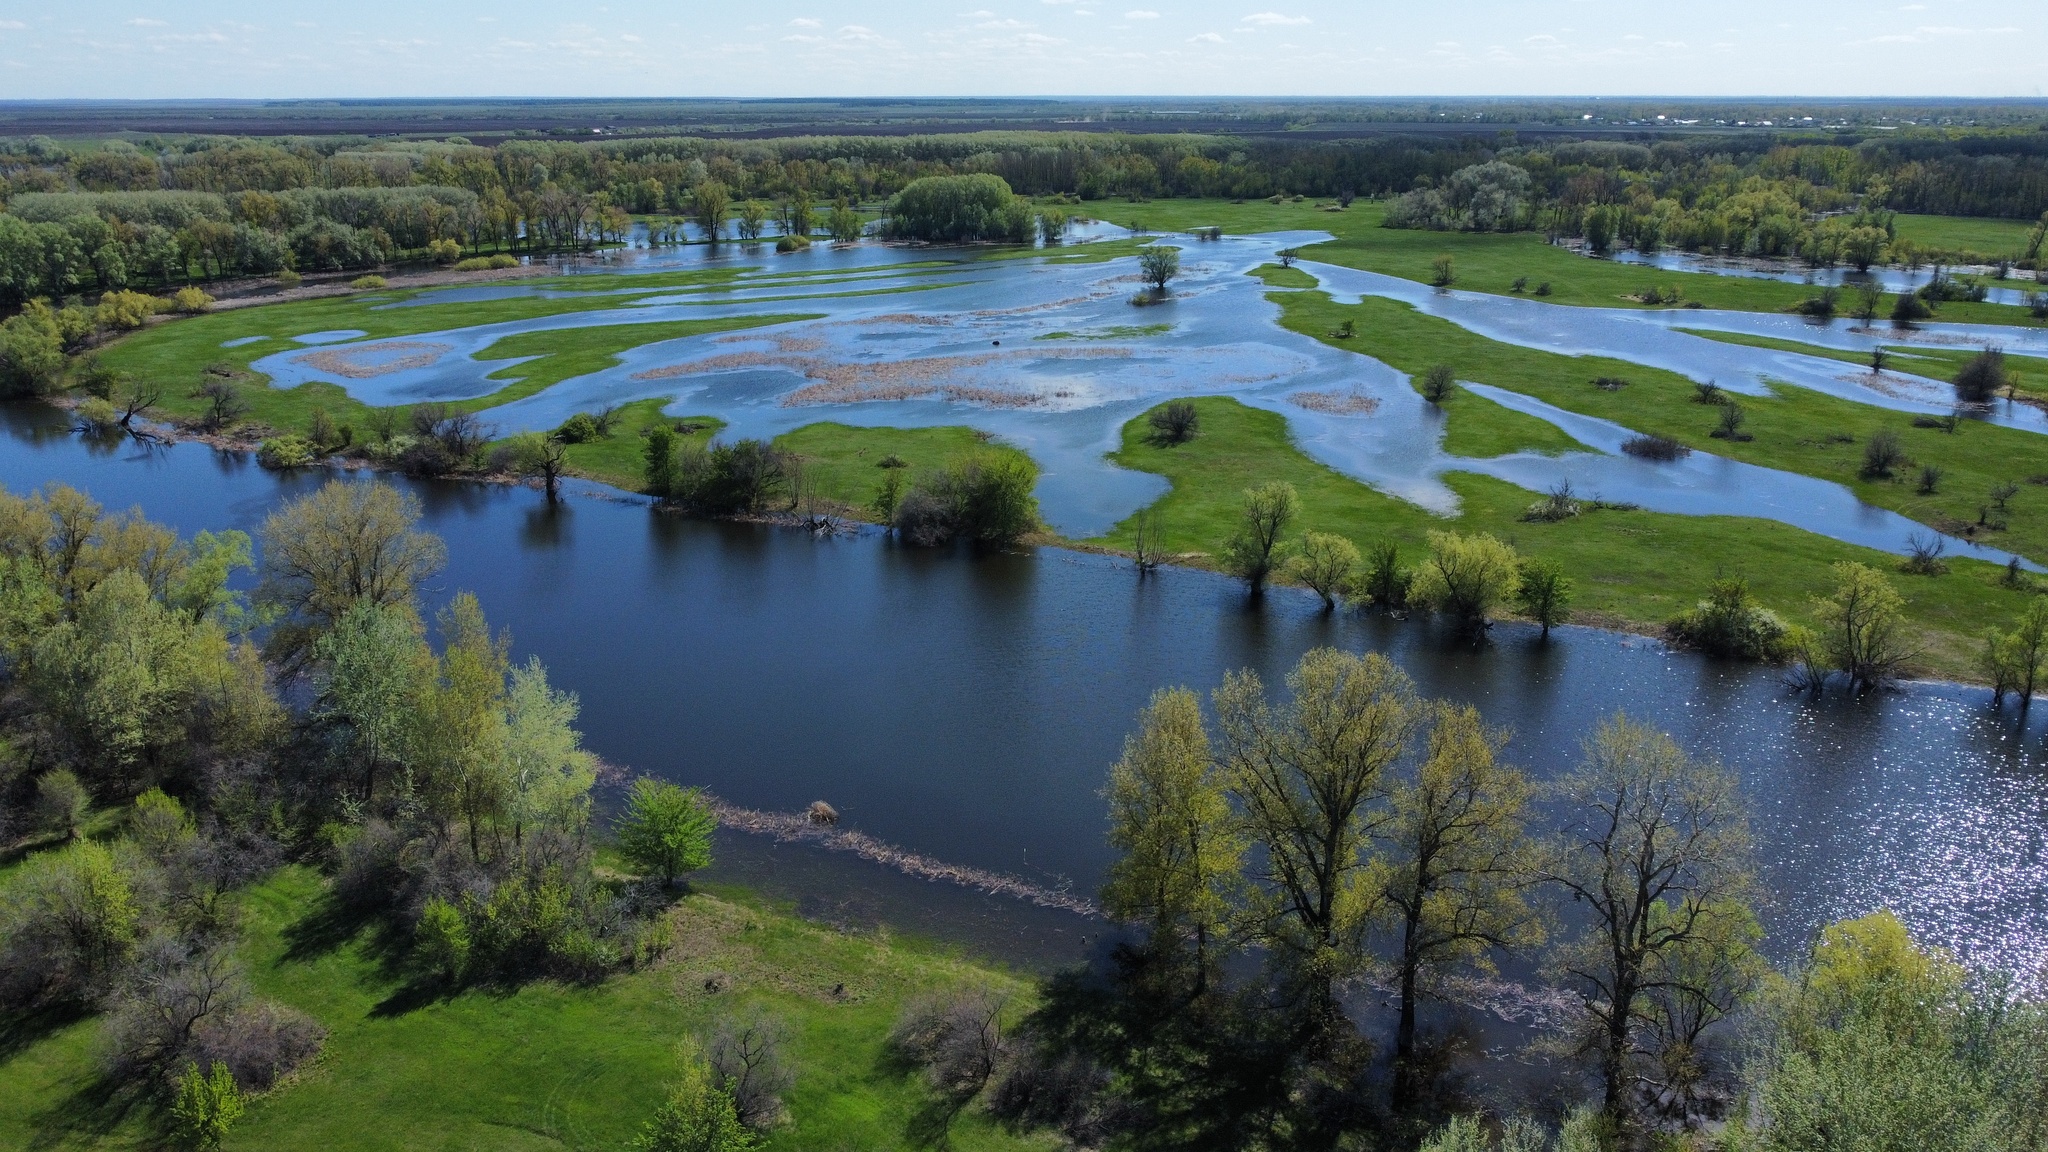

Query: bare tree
[[1541, 715, 1754, 1124], [709, 1007, 794, 1130]]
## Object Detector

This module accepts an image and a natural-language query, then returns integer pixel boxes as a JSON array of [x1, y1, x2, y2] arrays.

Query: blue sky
[[0, 1, 2041, 100]]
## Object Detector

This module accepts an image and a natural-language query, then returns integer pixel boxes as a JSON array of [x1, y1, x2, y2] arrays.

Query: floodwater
[[1607, 245, 2042, 307], [227, 229, 2036, 567], [3, 409, 2045, 981]]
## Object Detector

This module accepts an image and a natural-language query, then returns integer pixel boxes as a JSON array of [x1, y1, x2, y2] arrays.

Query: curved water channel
[[235, 227, 2046, 567], [3, 409, 2045, 982]]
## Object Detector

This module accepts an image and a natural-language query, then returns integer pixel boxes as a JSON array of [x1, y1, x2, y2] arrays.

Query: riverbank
[[0, 861, 1050, 1152]]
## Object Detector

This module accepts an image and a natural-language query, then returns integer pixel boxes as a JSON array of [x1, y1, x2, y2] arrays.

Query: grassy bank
[[1679, 328, 2048, 403], [1092, 396, 2029, 679], [1270, 288, 2048, 566], [0, 865, 1049, 1152], [1890, 213, 2042, 259], [1118, 198, 2045, 328]]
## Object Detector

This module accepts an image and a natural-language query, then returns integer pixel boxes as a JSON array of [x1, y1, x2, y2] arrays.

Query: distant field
[[1892, 213, 2041, 258]]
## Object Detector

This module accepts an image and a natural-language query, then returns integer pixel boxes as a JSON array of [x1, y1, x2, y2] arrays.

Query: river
[[4, 404, 2045, 982]]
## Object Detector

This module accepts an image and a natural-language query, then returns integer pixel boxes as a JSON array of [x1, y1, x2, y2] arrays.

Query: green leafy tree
[[617, 777, 716, 886], [883, 174, 1033, 243], [502, 656, 597, 846], [1220, 481, 1299, 593], [644, 425, 678, 498], [415, 896, 470, 982], [1410, 530, 1520, 633], [1215, 648, 1421, 1032], [315, 599, 432, 803], [1542, 715, 1754, 1121], [257, 480, 446, 671], [412, 594, 510, 861], [1512, 556, 1572, 638], [635, 1043, 756, 1152], [735, 200, 769, 242], [1812, 562, 1914, 692], [501, 430, 570, 502], [1138, 245, 1181, 291], [33, 768, 90, 840], [1102, 687, 1243, 989], [1374, 701, 1539, 1107], [171, 1061, 244, 1151], [1985, 597, 2048, 709], [825, 200, 864, 243], [1284, 531, 1359, 610], [692, 181, 731, 242]]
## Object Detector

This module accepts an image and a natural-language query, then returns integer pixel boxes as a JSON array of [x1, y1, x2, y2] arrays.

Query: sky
[[0, 1, 2042, 100]]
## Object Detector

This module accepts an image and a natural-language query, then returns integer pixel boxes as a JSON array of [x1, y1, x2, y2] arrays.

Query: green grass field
[[1890, 213, 2042, 260], [0, 865, 1051, 1152], [1679, 328, 2048, 402], [1091, 396, 2029, 678]]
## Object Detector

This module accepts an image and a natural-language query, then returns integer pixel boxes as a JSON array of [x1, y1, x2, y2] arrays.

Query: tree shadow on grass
[[0, 1001, 91, 1064], [25, 1068, 157, 1152]]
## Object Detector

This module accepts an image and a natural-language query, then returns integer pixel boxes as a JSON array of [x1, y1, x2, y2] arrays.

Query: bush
[[171, 287, 214, 314], [453, 255, 518, 271], [709, 1008, 794, 1130], [616, 777, 715, 886], [891, 453, 1040, 547], [1512, 557, 1572, 637], [1409, 530, 1520, 630], [1693, 380, 1724, 404], [1430, 254, 1456, 286], [426, 238, 463, 265], [94, 289, 162, 331], [274, 269, 302, 288], [1711, 401, 1750, 441], [1668, 577, 1790, 660], [415, 896, 470, 981], [257, 435, 316, 470], [1592, 375, 1630, 391], [1147, 399, 1200, 444], [1891, 292, 1933, 322], [774, 233, 810, 252], [171, 1061, 244, 1151], [188, 999, 326, 1092], [0, 838, 138, 1008], [1861, 428, 1906, 478], [1360, 538, 1410, 608], [33, 768, 90, 839], [1953, 348, 2008, 403], [75, 396, 122, 436], [349, 275, 388, 290], [1621, 434, 1688, 460], [1418, 364, 1455, 404], [892, 989, 1009, 1099], [1794, 288, 1839, 318], [555, 412, 602, 444]]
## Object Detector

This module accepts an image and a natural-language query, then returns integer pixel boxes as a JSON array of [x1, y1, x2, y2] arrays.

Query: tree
[[1138, 245, 1180, 292], [643, 425, 678, 499], [883, 174, 1033, 243], [1284, 531, 1359, 610], [1640, 899, 1766, 1117], [34, 768, 90, 840], [1410, 530, 1520, 633], [171, 1061, 244, 1151], [0, 307, 65, 396], [1101, 687, 1242, 989], [1812, 562, 1914, 693], [1543, 715, 1753, 1122], [693, 181, 731, 242], [502, 656, 596, 846], [1854, 281, 1884, 324], [1430, 254, 1456, 287], [193, 380, 246, 432], [1513, 556, 1572, 638], [314, 600, 432, 803], [1375, 701, 1537, 1108], [635, 1043, 756, 1152], [1146, 398, 1199, 444], [1953, 348, 2009, 403], [826, 200, 864, 244], [501, 430, 569, 502], [1219, 481, 1299, 594], [257, 480, 446, 670], [1215, 648, 1421, 1032], [735, 200, 769, 242], [1418, 364, 1456, 404], [617, 777, 715, 886], [412, 594, 510, 860], [1984, 596, 2048, 709]]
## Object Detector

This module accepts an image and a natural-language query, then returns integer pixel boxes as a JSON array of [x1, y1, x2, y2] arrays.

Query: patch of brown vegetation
[[633, 345, 1133, 408], [297, 340, 452, 378], [1289, 388, 1381, 415]]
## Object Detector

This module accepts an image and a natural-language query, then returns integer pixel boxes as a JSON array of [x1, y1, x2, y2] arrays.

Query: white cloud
[[0, 20, 26, 29], [1125, 9, 1159, 18], [126, 17, 168, 26], [1189, 31, 1224, 42], [1241, 12, 1309, 26], [788, 17, 822, 27]]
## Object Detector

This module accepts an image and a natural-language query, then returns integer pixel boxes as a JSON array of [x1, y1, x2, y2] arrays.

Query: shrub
[[1418, 364, 1456, 404], [1592, 376, 1630, 391], [453, 255, 518, 271], [171, 1061, 244, 1151], [1621, 434, 1688, 460], [75, 396, 122, 436], [1711, 402, 1750, 441], [1534, 281, 1552, 296], [555, 412, 602, 444], [1430, 254, 1456, 286], [1794, 288, 1839, 318], [1890, 292, 1933, 322], [774, 233, 810, 252], [1861, 428, 1906, 478], [616, 777, 715, 886], [1693, 380, 1724, 404], [1510, 276, 1528, 292], [349, 275, 388, 290], [1513, 557, 1572, 637], [1813, 561, 1915, 691], [415, 896, 470, 981], [1916, 464, 1942, 494], [274, 269, 302, 288], [1360, 538, 1410, 608], [426, 238, 463, 264], [102, 934, 248, 1077], [1952, 348, 2008, 403], [672, 439, 792, 516], [171, 287, 214, 314], [1409, 530, 1520, 630], [94, 289, 162, 331], [635, 1042, 755, 1152], [892, 989, 1009, 1099], [891, 453, 1040, 547], [1668, 578, 1789, 660], [1147, 399, 1200, 444], [1900, 532, 1949, 576], [187, 1000, 326, 1092], [257, 436, 316, 470], [1521, 480, 1582, 522]]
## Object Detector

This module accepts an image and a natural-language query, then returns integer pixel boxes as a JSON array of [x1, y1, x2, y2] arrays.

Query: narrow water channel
[[4, 405, 2045, 980]]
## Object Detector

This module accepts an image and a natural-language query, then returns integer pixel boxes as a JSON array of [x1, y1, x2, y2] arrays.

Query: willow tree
[[1101, 687, 1242, 994], [257, 480, 445, 672], [1375, 701, 1539, 1107], [1215, 648, 1421, 1033]]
